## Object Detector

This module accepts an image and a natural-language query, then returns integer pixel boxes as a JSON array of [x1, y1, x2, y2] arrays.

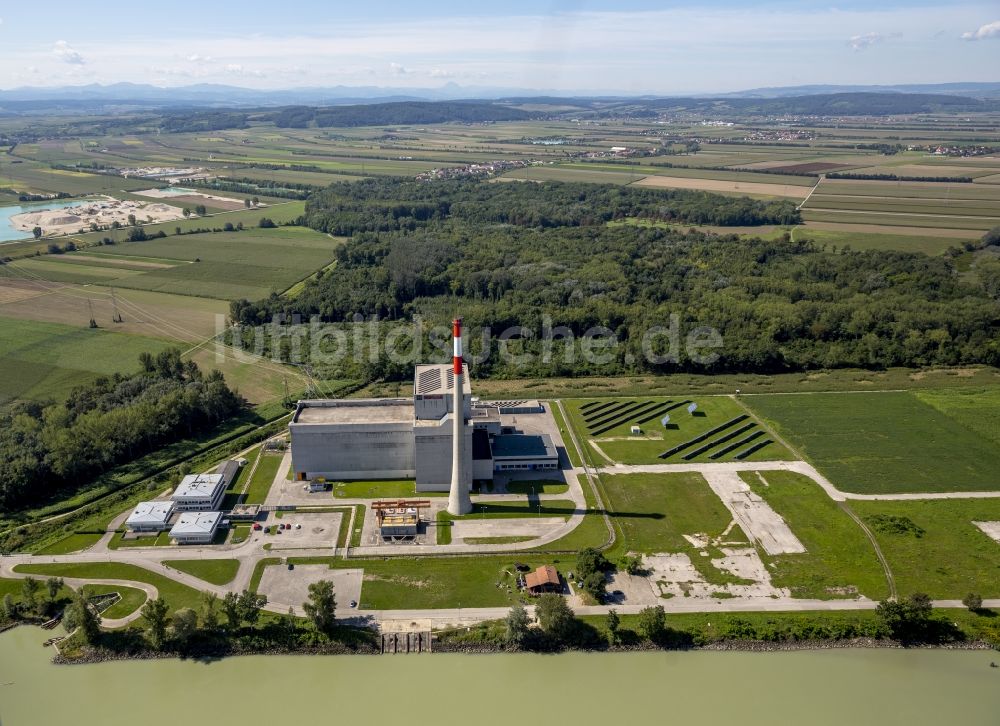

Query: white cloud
[[429, 68, 454, 78], [848, 32, 890, 51], [150, 66, 193, 78], [224, 63, 265, 78], [389, 62, 410, 75], [961, 20, 1000, 40], [186, 53, 215, 64], [53, 40, 85, 65]]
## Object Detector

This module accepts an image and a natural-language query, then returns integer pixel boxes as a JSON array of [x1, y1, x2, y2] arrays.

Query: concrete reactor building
[[289, 319, 557, 503]]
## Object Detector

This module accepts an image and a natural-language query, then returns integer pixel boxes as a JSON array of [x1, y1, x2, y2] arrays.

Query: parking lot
[[262, 512, 342, 550], [257, 564, 363, 616]]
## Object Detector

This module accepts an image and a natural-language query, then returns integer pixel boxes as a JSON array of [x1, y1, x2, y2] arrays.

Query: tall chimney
[[447, 318, 472, 516]]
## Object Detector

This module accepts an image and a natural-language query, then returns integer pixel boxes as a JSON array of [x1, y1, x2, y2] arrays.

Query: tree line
[[0, 350, 244, 510], [268, 101, 534, 129]]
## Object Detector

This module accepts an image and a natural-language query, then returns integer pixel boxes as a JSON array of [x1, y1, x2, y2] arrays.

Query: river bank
[[23, 619, 993, 666]]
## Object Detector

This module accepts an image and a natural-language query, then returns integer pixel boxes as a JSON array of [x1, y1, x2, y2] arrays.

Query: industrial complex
[[289, 320, 558, 507]]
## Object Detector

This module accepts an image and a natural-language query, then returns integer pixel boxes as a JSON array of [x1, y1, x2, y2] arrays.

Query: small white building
[[171, 474, 226, 511], [125, 501, 175, 532], [169, 511, 223, 545]]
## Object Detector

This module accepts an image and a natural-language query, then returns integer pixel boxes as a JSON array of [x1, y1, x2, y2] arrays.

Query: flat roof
[[170, 511, 222, 536], [295, 399, 414, 424], [470, 405, 501, 422], [172, 473, 225, 500], [414, 363, 472, 396], [126, 501, 174, 525], [491, 434, 558, 460]]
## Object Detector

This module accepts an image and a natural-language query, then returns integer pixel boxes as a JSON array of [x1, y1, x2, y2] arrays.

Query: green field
[[0, 315, 175, 404], [601, 471, 741, 555], [68, 200, 307, 246], [744, 390, 1000, 493], [817, 179, 1000, 202], [802, 209, 997, 231], [795, 226, 971, 255], [45, 226, 341, 300], [743, 471, 887, 599], [282, 555, 560, 609], [566, 395, 792, 465], [850, 498, 1000, 599], [163, 559, 240, 586]]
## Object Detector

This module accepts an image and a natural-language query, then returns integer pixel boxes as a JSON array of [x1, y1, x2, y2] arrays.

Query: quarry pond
[[2, 627, 999, 725], [0, 199, 84, 242]]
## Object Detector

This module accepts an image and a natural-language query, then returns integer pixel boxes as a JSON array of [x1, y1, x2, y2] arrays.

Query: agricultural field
[[565, 395, 793, 465], [3, 225, 341, 301], [850, 498, 1000, 599], [0, 315, 176, 404], [632, 174, 812, 199], [743, 389, 1000, 494]]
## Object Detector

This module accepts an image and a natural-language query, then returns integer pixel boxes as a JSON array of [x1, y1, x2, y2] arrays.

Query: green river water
[[2, 627, 999, 725]]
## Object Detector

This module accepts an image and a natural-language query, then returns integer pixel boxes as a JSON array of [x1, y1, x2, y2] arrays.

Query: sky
[[0, 0, 997, 94]]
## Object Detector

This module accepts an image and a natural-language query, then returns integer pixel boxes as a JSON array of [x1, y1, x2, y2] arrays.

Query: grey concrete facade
[[289, 398, 416, 481], [414, 416, 473, 492]]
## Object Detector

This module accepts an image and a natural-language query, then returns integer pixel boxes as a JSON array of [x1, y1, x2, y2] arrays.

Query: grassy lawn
[[230, 525, 251, 544], [13, 562, 205, 614], [849, 498, 1000, 599], [162, 559, 240, 586], [436, 510, 452, 545], [225, 447, 258, 495], [332, 479, 446, 498], [34, 532, 103, 555], [108, 530, 172, 549], [83, 584, 147, 619], [566, 395, 792, 465], [503, 480, 570, 495], [243, 452, 282, 504], [743, 471, 888, 599], [284, 555, 566, 609], [744, 389, 1000, 493], [442, 499, 576, 521], [601, 472, 741, 552]]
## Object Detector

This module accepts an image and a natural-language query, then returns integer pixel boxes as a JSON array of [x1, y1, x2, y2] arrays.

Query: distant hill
[[713, 82, 1000, 100], [1, 82, 998, 119]]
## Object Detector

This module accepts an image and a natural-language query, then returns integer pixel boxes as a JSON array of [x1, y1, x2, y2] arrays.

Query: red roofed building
[[525, 565, 561, 595]]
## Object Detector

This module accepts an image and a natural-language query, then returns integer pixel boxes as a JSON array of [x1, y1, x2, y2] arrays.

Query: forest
[[227, 178, 1000, 381], [0, 350, 244, 510], [268, 101, 534, 128]]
